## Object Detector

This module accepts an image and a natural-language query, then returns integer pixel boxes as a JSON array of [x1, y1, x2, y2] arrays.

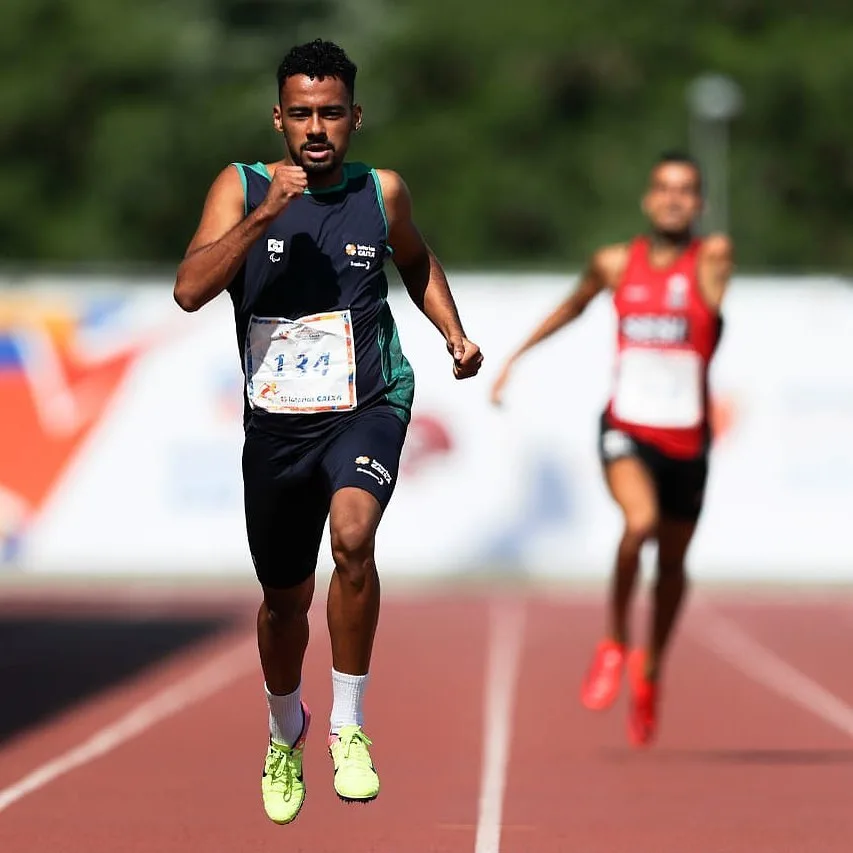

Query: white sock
[[265, 682, 304, 747], [330, 669, 369, 735]]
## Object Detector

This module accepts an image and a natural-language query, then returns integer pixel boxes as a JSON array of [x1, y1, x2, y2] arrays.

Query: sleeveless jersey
[[226, 161, 415, 440], [604, 236, 722, 459]]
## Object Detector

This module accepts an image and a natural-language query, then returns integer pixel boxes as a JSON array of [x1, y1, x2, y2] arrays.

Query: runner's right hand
[[258, 166, 308, 217]]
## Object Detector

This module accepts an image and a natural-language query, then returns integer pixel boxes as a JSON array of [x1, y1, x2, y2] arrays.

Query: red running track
[[0, 586, 851, 852]]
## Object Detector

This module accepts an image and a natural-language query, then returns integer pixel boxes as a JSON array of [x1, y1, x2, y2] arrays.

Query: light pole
[[686, 73, 743, 235]]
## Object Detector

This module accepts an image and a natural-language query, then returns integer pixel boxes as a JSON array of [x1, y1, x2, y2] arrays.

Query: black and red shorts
[[597, 412, 709, 522]]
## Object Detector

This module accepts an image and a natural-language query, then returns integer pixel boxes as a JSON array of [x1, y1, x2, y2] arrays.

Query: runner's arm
[[489, 245, 622, 405], [173, 165, 278, 312], [377, 169, 465, 341], [377, 169, 482, 377]]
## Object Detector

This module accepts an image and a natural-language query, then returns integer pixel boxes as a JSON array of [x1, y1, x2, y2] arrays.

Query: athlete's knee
[[261, 580, 314, 625], [621, 511, 658, 551], [330, 520, 376, 586]]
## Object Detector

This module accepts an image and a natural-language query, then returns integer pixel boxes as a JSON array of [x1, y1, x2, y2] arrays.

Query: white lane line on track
[[0, 637, 257, 815], [475, 598, 527, 853], [692, 604, 853, 738]]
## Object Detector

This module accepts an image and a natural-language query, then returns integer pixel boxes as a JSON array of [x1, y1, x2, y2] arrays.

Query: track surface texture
[[0, 580, 851, 853]]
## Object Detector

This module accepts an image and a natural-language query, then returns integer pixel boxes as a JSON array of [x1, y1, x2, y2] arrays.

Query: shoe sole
[[335, 791, 379, 804]]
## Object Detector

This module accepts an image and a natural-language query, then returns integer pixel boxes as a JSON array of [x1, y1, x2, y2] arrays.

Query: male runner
[[174, 39, 482, 823], [490, 152, 732, 747]]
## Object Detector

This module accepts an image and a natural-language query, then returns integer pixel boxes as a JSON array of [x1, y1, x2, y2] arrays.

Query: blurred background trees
[[3, 0, 852, 272]]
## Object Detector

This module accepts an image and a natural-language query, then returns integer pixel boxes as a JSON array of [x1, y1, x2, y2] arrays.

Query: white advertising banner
[[1, 273, 851, 580]]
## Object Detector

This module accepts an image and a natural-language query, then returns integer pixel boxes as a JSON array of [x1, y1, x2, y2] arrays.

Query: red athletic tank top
[[604, 236, 722, 459]]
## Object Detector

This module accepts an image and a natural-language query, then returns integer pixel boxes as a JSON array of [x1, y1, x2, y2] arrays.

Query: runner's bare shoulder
[[591, 243, 630, 291]]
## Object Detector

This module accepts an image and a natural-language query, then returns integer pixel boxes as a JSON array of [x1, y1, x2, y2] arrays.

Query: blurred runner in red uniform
[[490, 151, 733, 746]]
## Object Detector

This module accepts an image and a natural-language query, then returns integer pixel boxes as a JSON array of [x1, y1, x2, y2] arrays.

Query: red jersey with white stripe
[[604, 236, 722, 459]]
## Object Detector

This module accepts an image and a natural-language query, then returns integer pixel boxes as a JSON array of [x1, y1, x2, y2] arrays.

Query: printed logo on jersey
[[267, 238, 284, 263], [620, 315, 689, 345], [354, 455, 393, 486], [345, 242, 376, 271], [666, 274, 690, 308]]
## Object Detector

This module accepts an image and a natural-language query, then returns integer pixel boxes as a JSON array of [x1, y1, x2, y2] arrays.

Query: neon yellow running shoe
[[328, 725, 380, 802], [261, 702, 310, 824]]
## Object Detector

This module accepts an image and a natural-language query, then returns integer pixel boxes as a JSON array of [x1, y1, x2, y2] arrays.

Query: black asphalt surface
[[0, 614, 233, 743]]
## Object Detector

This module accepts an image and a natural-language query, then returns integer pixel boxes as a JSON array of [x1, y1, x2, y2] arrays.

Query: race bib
[[612, 347, 703, 428], [245, 310, 357, 414]]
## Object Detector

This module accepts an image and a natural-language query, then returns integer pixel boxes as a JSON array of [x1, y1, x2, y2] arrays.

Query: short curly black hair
[[655, 149, 703, 193], [276, 39, 357, 102]]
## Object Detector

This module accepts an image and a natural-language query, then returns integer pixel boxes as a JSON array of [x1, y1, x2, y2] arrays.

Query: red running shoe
[[627, 648, 659, 747], [580, 639, 626, 710]]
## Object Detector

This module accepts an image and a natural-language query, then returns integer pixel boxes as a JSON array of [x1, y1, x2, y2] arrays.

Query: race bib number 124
[[245, 310, 357, 414]]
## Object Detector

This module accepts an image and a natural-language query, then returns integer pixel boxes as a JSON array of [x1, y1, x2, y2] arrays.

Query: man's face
[[642, 162, 703, 236], [274, 74, 361, 174]]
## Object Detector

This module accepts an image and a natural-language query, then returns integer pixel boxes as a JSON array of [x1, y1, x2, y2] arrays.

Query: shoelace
[[266, 746, 296, 795], [339, 729, 373, 761]]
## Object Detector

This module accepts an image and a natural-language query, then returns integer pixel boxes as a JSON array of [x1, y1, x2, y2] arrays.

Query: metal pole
[[702, 117, 728, 234], [716, 118, 729, 234], [687, 74, 742, 236]]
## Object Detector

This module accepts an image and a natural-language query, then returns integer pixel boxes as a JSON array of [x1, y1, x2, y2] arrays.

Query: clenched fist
[[258, 166, 308, 218], [447, 334, 483, 380]]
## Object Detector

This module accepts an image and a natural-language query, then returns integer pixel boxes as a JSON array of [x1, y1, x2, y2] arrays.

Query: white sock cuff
[[265, 681, 304, 747], [265, 681, 301, 700], [331, 669, 369, 684], [330, 669, 369, 733]]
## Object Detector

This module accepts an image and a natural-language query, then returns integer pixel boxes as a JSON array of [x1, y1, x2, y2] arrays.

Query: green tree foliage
[[357, 0, 853, 271], [0, 0, 389, 266], [2, 0, 852, 272]]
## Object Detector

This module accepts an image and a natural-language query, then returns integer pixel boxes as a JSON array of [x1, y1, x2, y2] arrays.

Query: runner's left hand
[[447, 335, 483, 379]]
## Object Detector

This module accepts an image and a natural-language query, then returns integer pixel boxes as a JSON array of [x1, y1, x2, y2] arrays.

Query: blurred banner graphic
[[1, 274, 851, 580]]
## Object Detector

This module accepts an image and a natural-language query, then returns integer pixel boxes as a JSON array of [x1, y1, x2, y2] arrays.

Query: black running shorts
[[241, 404, 408, 588], [597, 413, 709, 522]]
